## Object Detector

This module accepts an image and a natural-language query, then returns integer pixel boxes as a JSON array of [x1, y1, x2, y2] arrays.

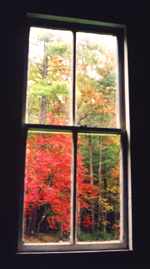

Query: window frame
[[17, 13, 132, 254]]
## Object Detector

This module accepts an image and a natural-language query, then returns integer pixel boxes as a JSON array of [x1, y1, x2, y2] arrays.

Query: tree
[[26, 29, 72, 124], [77, 134, 120, 240], [24, 29, 120, 242], [24, 126, 100, 241], [76, 33, 117, 128]]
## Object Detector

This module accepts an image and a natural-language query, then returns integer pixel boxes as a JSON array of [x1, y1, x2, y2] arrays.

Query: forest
[[23, 28, 121, 243]]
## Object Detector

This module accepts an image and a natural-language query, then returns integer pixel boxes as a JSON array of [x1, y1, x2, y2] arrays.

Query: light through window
[[18, 16, 131, 252]]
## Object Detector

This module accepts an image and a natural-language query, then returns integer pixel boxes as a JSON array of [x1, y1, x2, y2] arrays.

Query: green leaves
[[47, 42, 70, 57], [30, 81, 69, 98]]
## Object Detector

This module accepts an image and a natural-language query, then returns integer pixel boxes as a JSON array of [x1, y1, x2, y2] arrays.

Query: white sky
[[29, 27, 117, 63]]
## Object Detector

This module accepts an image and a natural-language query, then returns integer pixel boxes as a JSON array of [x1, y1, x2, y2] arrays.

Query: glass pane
[[23, 131, 72, 243], [77, 134, 121, 242], [25, 28, 73, 125], [76, 33, 119, 128]]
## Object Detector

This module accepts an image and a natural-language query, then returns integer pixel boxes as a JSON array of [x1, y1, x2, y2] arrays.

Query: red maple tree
[[24, 122, 100, 238]]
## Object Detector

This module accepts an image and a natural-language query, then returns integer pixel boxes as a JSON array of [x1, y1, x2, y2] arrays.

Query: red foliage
[[24, 120, 100, 235], [82, 215, 93, 230]]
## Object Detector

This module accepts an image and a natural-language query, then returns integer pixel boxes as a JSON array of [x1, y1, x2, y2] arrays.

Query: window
[[18, 13, 132, 253]]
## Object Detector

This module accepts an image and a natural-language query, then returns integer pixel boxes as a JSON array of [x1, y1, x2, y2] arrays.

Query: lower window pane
[[23, 131, 72, 243], [77, 134, 121, 242]]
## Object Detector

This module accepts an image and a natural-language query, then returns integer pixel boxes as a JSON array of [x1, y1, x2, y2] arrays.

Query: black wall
[[2, 0, 149, 268]]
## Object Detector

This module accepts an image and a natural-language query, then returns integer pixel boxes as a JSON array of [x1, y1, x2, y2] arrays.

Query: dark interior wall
[[2, 0, 149, 268]]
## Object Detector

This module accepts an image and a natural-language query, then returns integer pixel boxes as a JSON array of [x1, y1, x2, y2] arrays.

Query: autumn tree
[[24, 129, 100, 242], [26, 29, 72, 124], [76, 33, 118, 128], [24, 28, 121, 242]]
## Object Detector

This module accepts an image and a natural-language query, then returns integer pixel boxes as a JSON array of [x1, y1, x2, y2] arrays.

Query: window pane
[[77, 134, 121, 242], [25, 28, 73, 125], [23, 131, 72, 243], [76, 33, 119, 128]]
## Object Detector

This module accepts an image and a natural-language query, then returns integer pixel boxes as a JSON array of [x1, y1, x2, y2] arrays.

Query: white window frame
[[17, 13, 132, 253]]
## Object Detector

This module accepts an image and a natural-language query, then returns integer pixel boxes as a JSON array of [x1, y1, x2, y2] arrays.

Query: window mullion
[[72, 31, 77, 125], [71, 31, 77, 243], [72, 131, 78, 244]]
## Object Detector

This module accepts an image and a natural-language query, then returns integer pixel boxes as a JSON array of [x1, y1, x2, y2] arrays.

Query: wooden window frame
[[17, 13, 132, 254]]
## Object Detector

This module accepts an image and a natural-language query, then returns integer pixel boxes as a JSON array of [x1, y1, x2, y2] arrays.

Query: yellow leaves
[[79, 84, 107, 109], [29, 63, 42, 82], [107, 185, 119, 194], [97, 51, 116, 78], [105, 135, 120, 146], [77, 76, 116, 119], [111, 165, 120, 179], [99, 198, 113, 212], [47, 55, 71, 82]]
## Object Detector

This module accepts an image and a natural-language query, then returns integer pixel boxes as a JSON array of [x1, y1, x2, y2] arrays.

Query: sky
[[28, 27, 117, 63]]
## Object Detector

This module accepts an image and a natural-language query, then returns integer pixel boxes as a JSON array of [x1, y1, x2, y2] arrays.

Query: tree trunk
[[39, 40, 48, 124], [89, 136, 94, 184], [78, 200, 81, 238], [40, 96, 47, 124], [30, 207, 37, 234], [88, 135, 95, 232], [97, 137, 107, 233], [98, 136, 102, 228], [103, 177, 108, 233]]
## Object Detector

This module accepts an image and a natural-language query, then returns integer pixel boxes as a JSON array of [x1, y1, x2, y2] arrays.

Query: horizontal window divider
[[27, 14, 125, 36], [27, 13, 125, 29], [18, 240, 127, 253], [24, 124, 124, 135]]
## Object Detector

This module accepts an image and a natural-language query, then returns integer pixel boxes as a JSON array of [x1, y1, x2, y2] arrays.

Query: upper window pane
[[76, 33, 119, 128], [25, 27, 73, 125]]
